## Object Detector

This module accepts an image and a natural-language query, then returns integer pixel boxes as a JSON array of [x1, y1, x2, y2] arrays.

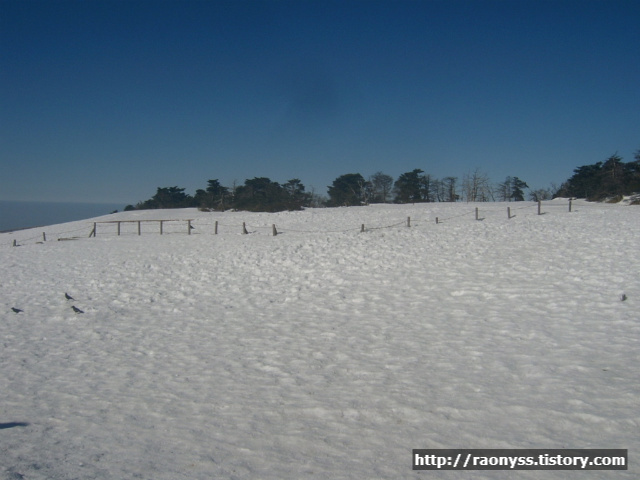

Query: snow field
[[1, 201, 639, 479]]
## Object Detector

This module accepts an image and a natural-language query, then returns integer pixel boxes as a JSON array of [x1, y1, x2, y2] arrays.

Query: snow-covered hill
[[1, 201, 638, 479]]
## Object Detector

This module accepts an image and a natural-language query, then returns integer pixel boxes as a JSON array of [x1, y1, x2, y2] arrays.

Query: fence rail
[[2, 200, 629, 247], [89, 219, 195, 237]]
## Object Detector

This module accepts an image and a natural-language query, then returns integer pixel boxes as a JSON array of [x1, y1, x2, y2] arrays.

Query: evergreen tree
[[282, 179, 311, 210], [195, 179, 229, 211], [234, 177, 287, 212], [510, 177, 529, 202], [137, 186, 194, 209], [393, 169, 424, 203], [327, 173, 366, 207], [627, 150, 640, 193], [207, 179, 229, 207], [599, 154, 627, 198], [557, 163, 603, 199], [554, 152, 640, 200]]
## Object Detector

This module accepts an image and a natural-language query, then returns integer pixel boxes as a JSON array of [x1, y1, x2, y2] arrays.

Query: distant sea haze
[[0, 201, 124, 232]]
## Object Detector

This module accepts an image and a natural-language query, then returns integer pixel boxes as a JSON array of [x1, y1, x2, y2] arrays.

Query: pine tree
[[393, 169, 424, 203], [510, 177, 529, 202], [327, 173, 367, 207]]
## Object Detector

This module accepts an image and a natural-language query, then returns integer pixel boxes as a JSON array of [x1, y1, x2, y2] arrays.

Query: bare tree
[[443, 176, 458, 202], [432, 178, 444, 202], [529, 188, 552, 202], [462, 169, 492, 202], [420, 173, 434, 202], [357, 177, 373, 205], [308, 186, 327, 208], [369, 171, 394, 203], [497, 176, 512, 202]]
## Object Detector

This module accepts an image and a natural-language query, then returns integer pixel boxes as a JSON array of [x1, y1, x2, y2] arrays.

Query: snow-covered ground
[[1, 200, 638, 479]]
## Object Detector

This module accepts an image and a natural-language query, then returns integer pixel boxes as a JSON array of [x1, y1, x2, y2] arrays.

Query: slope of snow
[[1, 201, 638, 479]]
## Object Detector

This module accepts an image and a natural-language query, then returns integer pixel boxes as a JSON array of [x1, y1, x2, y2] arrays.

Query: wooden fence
[[4, 199, 597, 247], [89, 219, 195, 237]]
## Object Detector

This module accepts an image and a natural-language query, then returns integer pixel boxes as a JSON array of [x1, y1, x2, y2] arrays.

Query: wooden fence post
[[242, 222, 248, 234], [407, 216, 411, 227], [538, 200, 542, 215], [214, 220, 218, 235], [272, 224, 277, 236], [188, 220, 192, 235], [42, 232, 46, 242], [117, 221, 121, 236], [569, 199, 572, 212], [137, 221, 141, 236], [435, 217, 439, 224], [90, 223, 96, 237], [360, 224, 365, 233], [13, 239, 17, 247], [475, 207, 479, 220], [507, 207, 511, 219], [160, 221, 164, 235]]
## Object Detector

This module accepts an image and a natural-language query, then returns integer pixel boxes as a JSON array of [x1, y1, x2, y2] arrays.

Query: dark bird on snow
[[65, 293, 74, 300], [71, 306, 84, 314], [11, 307, 23, 313]]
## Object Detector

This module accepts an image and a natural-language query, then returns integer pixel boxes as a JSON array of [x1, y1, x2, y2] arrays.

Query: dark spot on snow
[[0, 422, 29, 430], [6, 471, 25, 480]]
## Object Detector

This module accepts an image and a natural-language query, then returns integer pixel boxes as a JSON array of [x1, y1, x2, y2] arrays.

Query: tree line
[[555, 151, 640, 201], [326, 170, 533, 206], [125, 150, 639, 212], [124, 171, 533, 212], [128, 178, 315, 213]]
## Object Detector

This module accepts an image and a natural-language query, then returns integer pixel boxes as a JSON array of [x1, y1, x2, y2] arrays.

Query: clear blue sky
[[2, 0, 639, 206]]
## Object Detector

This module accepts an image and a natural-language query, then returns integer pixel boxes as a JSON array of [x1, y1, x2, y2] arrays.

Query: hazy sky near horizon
[[2, 0, 639, 205]]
